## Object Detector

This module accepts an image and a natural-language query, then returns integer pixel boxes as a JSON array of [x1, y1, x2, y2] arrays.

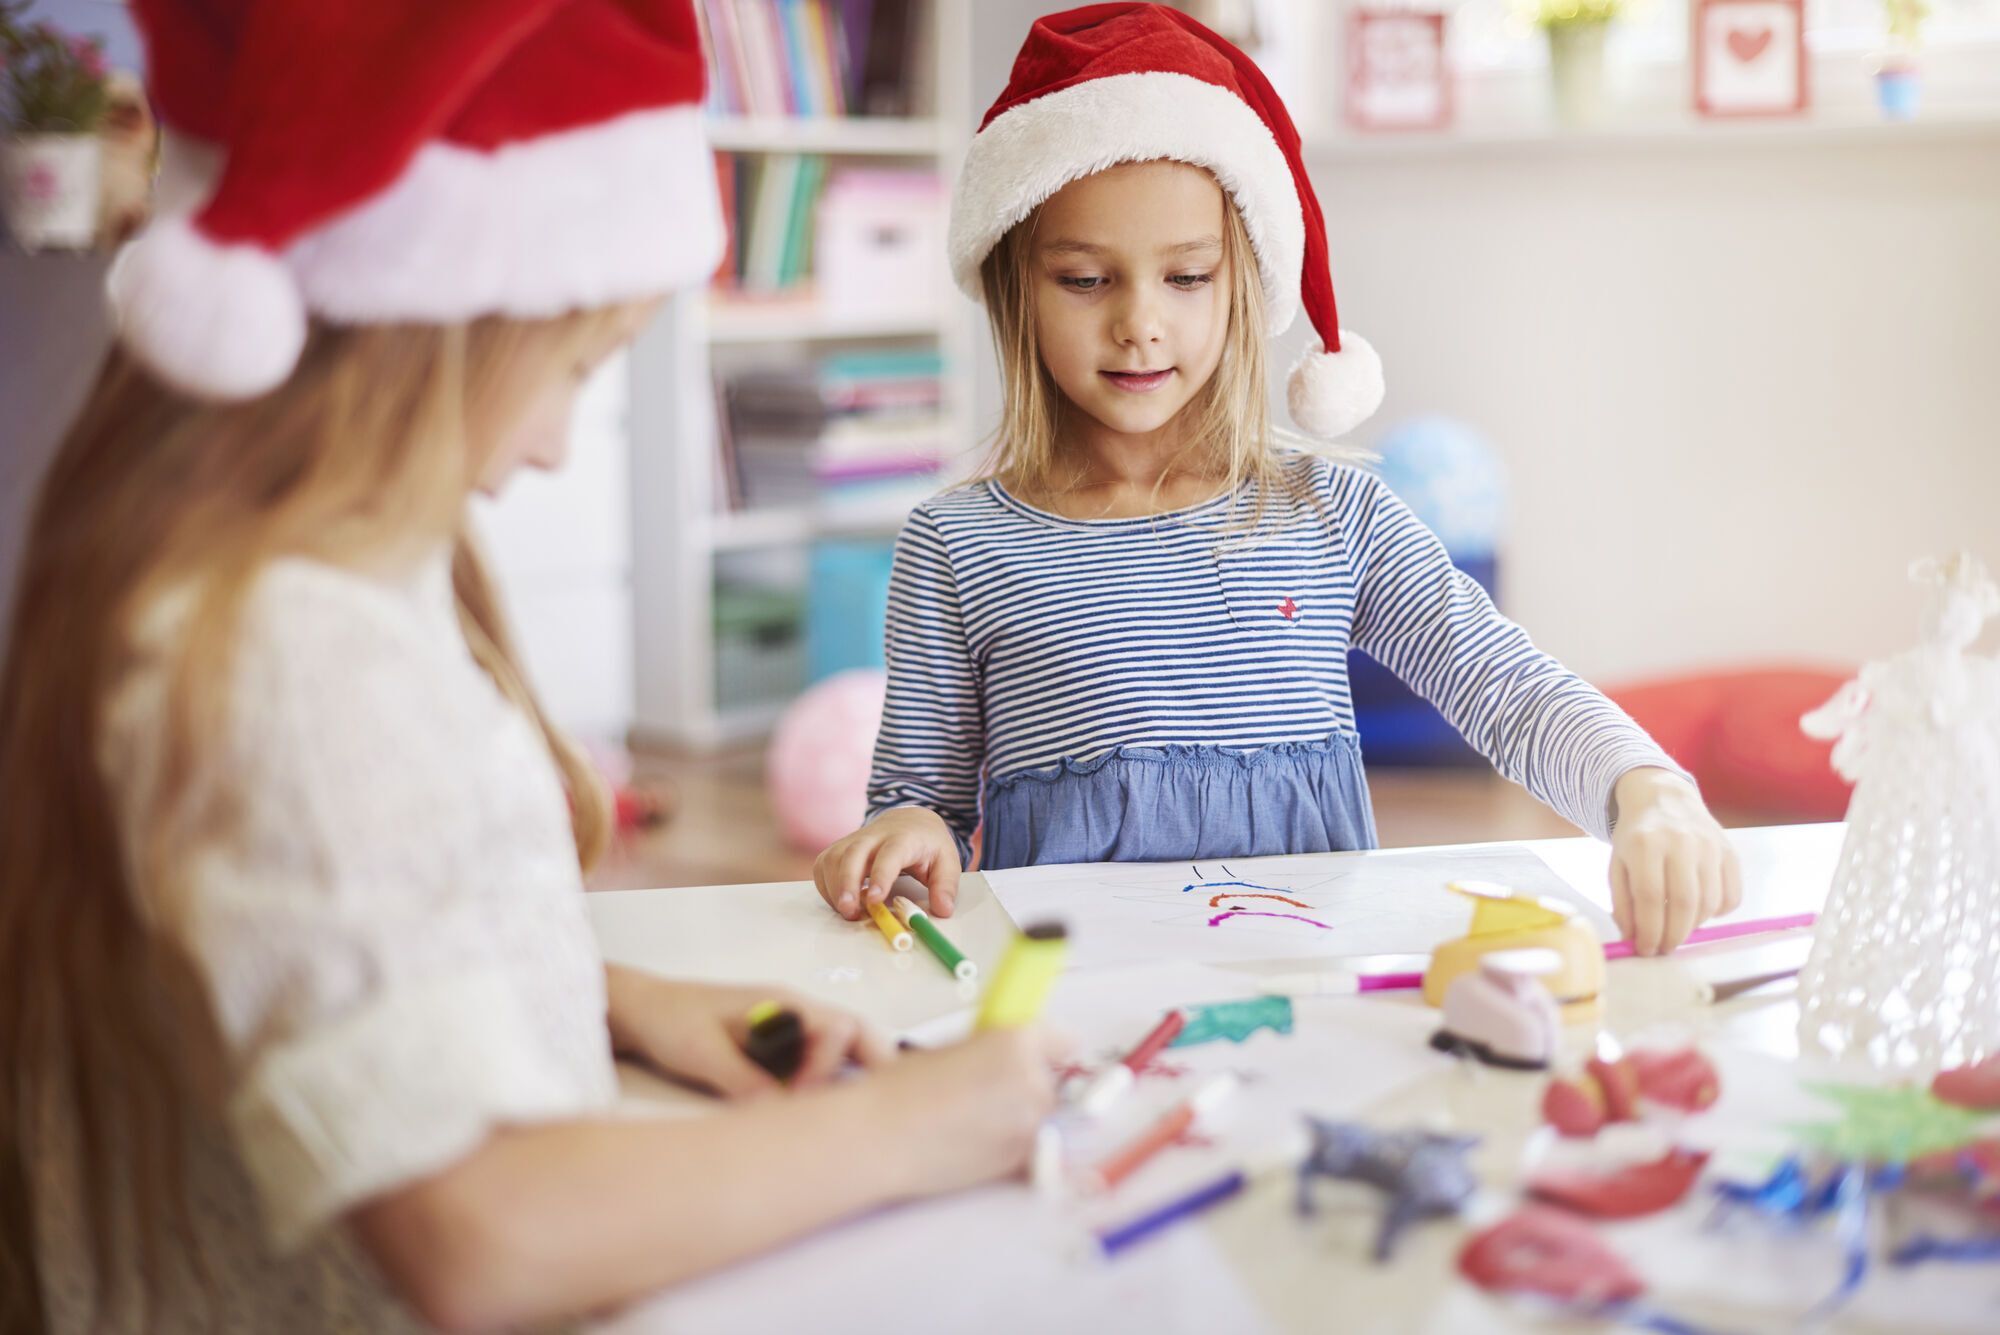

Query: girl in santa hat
[[817, 3, 1740, 961], [0, 4, 1058, 1331]]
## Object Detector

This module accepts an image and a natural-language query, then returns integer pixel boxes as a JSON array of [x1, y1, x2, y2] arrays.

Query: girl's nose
[[1111, 290, 1166, 348]]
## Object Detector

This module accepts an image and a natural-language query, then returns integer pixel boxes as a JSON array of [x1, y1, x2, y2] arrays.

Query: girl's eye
[[1057, 275, 1104, 292], [1168, 272, 1215, 290]]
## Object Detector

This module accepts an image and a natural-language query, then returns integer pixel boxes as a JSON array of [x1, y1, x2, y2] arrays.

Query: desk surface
[[583, 825, 1990, 1335]]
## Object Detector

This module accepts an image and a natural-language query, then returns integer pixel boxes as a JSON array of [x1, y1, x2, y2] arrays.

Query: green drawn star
[[1788, 1083, 1992, 1165]]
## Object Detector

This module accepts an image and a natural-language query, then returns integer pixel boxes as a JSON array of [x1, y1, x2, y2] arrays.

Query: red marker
[[1084, 1074, 1239, 1193], [1078, 1009, 1187, 1116]]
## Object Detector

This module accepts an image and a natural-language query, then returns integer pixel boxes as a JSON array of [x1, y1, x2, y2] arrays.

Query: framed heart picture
[[1345, 10, 1452, 133], [1693, 0, 1809, 117]]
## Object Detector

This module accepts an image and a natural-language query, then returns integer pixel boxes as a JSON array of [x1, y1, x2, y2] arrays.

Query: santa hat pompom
[[1287, 331, 1383, 440], [107, 217, 308, 403]]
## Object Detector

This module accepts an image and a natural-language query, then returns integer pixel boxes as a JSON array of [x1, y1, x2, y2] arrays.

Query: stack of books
[[697, 0, 926, 119], [716, 349, 948, 514]]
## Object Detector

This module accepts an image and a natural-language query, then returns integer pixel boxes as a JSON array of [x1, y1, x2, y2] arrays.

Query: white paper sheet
[[984, 847, 1613, 973]]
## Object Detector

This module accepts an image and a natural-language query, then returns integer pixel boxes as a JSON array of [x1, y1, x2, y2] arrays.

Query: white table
[[583, 825, 1996, 1335]]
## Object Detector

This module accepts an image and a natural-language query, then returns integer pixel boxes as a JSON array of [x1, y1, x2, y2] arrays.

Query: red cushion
[[1608, 669, 1854, 821]]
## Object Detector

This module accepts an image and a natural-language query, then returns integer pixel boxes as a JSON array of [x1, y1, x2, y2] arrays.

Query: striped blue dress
[[866, 452, 1680, 870]]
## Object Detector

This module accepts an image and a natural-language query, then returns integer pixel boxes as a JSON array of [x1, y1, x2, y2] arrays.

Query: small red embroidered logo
[[1278, 597, 1300, 621]]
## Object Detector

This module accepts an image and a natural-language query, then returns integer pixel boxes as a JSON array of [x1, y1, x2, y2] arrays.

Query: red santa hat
[[111, 0, 722, 402], [949, 3, 1382, 439]]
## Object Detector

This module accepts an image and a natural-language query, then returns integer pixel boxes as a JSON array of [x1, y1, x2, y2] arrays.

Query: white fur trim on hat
[[1287, 331, 1384, 439], [949, 72, 1303, 337], [113, 104, 723, 400], [107, 214, 307, 402]]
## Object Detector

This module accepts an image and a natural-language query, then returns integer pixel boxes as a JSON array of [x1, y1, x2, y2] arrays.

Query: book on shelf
[[712, 157, 939, 304], [700, 0, 924, 120], [716, 349, 948, 514]]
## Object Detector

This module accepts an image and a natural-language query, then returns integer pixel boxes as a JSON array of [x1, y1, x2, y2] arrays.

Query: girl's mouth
[[1100, 368, 1174, 393]]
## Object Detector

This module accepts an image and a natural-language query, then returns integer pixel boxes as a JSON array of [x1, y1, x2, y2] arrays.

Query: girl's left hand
[[1607, 768, 1743, 956], [605, 967, 896, 1098]]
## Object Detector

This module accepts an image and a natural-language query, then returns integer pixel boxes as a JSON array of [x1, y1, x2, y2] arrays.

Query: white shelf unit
[[631, 0, 977, 752]]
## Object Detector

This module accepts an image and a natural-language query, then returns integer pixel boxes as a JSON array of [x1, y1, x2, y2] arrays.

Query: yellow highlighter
[[975, 921, 1068, 1030], [867, 899, 913, 951]]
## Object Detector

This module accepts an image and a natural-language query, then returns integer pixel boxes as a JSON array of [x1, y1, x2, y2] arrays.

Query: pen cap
[[743, 1005, 806, 1081], [975, 920, 1068, 1029]]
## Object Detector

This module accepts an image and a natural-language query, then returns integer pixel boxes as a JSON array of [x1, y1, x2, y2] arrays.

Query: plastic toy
[[1422, 881, 1604, 1021], [1294, 1117, 1479, 1262], [1429, 947, 1561, 1070]]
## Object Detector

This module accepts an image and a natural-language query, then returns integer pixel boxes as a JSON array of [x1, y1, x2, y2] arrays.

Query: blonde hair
[[0, 308, 632, 1331], [976, 175, 1323, 530]]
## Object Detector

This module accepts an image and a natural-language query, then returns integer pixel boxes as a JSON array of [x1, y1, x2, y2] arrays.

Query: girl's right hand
[[814, 806, 962, 919], [866, 1028, 1064, 1197]]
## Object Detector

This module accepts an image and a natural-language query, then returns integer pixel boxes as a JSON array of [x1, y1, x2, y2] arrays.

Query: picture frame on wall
[[1693, 0, 1809, 118], [1344, 10, 1452, 133]]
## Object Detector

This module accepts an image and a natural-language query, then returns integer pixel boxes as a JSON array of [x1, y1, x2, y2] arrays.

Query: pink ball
[[767, 669, 887, 853]]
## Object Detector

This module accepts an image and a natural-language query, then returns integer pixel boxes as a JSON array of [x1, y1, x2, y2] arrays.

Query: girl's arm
[[819, 508, 986, 917], [352, 1027, 1059, 1332], [1335, 466, 1736, 952]]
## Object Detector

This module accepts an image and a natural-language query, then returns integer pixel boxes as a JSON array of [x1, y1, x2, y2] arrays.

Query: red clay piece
[[1459, 1206, 1648, 1304], [1631, 1048, 1720, 1112], [1586, 1053, 1642, 1123], [1529, 1147, 1710, 1219], [1543, 1076, 1607, 1138], [1932, 1054, 2000, 1111]]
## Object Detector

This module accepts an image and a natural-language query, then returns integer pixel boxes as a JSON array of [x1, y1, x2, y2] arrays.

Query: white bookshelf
[[630, 0, 978, 752]]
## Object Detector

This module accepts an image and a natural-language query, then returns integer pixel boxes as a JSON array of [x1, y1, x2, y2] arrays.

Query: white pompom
[[107, 216, 306, 402], [1286, 330, 1385, 439]]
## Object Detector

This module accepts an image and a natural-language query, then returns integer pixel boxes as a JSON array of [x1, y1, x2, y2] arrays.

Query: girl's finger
[[925, 852, 963, 918], [1722, 845, 1745, 917], [794, 1013, 862, 1087], [689, 1026, 782, 1100], [865, 838, 919, 905], [1629, 850, 1667, 957], [829, 839, 877, 919], [850, 1018, 898, 1069], [1660, 849, 1701, 953], [1610, 857, 1635, 945], [1697, 846, 1725, 927]]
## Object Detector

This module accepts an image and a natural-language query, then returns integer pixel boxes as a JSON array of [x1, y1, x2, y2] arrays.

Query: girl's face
[[476, 301, 658, 496], [1031, 161, 1233, 445]]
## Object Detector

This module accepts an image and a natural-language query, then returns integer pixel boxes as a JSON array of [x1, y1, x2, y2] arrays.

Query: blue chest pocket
[[1211, 530, 1346, 650]]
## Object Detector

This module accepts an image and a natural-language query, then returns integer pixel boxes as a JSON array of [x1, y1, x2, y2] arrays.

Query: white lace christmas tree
[[1796, 553, 2000, 1074]]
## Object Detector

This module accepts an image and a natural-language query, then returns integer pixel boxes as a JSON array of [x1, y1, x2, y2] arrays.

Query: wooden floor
[[585, 748, 1584, 892]]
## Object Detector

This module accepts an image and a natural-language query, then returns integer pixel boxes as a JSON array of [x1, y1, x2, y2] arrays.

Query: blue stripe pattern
[[867, 453, 1680, 859]]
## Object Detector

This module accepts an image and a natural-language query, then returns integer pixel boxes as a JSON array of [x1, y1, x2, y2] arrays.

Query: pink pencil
[[1286, 912, 1820, 995]]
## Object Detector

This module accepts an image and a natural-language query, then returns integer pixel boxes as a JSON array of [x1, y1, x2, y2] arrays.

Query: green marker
[[890, 894, 976, 980]]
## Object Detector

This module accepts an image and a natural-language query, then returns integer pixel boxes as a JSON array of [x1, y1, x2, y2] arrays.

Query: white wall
[[1292, 133, 2000, 682], [474, 354, 636, 741]]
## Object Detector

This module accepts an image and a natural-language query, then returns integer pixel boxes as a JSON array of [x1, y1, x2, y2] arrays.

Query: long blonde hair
[[0, 309, 631, 1331], [976, 175, 1311, 527]]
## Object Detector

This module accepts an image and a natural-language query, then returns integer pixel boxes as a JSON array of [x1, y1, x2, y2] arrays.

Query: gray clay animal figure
[[1295, 1116, 1480, 1262]]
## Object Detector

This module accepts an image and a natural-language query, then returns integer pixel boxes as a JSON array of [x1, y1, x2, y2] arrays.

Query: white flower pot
[[2, 133, 103, 252], [1546, 22, 1610, 128]]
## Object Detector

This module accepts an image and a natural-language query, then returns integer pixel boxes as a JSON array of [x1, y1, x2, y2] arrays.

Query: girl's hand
[[1607, 768, 1743, 956], [865, 1027, 1066, 1197], [814, 806, 963, 919], [605, 968, 895, 1098]]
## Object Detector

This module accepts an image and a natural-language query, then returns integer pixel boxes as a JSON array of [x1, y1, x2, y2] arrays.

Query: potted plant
[[1531, 0, 1621, 127], [1, 1, 112, 251], [1878, 0, 1929, 120]]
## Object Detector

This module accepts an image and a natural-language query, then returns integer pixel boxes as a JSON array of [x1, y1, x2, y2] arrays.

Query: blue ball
[[1371, 417, 1506, 560]]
